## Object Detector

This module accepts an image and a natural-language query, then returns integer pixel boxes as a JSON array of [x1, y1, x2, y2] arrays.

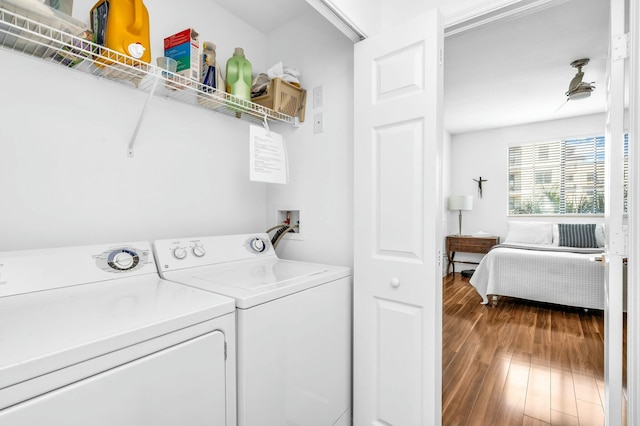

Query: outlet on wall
[[313, 112, 323, 134], [313, 85, 323, 108]]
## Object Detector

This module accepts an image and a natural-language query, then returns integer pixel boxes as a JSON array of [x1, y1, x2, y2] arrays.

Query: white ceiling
[[211, 0, 310, 34], [212, 0, 610, 135], [444, 0, 610, 134]]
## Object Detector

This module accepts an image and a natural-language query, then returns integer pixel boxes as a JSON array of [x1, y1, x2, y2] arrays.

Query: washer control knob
[[249, 238, 266, 253], [173, 247, 187, 260], [113, 251, 134, 269], [192, 246, 206, 257]]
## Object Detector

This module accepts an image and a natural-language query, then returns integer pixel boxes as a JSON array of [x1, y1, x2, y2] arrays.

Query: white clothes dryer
[[0, 241, 236, 426], [153, 233, 352, 426]]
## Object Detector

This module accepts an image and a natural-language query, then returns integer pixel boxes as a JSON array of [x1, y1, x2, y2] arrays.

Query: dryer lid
[[0, 276, 234, 391]]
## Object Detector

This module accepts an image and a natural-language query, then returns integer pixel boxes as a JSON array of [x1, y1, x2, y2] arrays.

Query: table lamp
[[448, 195, 473, 235]]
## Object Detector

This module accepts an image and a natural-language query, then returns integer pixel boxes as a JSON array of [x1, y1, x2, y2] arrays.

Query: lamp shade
[[448, 195, 473, 211]]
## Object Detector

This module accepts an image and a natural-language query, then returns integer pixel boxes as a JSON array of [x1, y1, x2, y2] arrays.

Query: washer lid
[[0, 276, 235, 390], [164, 258, 351, 309], [195, 258, 328, 289]]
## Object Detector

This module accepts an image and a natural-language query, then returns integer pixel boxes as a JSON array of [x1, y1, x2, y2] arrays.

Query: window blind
[[509, 136, 608, 215], [624, 133, 629, 213]]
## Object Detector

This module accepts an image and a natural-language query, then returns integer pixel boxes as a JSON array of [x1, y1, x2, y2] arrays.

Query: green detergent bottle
[[226, 47, 252, 114]]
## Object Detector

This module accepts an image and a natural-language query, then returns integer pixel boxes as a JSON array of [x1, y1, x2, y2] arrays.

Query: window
[[509, 136, 609, 215]]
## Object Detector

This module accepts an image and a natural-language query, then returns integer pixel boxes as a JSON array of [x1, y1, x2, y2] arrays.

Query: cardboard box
[[164, 28, 200, 82], [252, 78, 307, 122]]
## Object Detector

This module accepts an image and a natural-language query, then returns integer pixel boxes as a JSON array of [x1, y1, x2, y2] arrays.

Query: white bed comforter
[[469, 243, 605, 310]]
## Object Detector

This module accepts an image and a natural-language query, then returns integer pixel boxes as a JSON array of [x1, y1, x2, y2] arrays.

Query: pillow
[[552, 223, 605, 247], [558, 223, 598, 248], [504, 221, 553, 245], [595, 224, 605, 247]]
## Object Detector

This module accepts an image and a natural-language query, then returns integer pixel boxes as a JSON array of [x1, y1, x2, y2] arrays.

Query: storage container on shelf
[[252, 78, 307, 122], [90, 0, 151, 63], [226, 47, 252, 114], [164, 28, 199, 84]]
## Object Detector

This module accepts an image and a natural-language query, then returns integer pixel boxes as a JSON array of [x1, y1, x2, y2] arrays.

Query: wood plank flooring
[[442, 273, 614, 426]]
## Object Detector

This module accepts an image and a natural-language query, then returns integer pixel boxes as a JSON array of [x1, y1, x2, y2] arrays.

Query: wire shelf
[[0, 6, 296, 126]]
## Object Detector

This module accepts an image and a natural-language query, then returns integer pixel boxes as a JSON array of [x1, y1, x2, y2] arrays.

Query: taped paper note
[[249, 124, 288, 184]]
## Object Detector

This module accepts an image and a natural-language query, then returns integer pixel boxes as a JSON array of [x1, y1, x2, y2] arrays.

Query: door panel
[[375, 120, 424, 259], [375, 43, 425, 101], [377, 299, 423, 425]]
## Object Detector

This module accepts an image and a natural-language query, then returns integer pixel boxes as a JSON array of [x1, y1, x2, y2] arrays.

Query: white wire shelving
[[0, 6, 297, 156]]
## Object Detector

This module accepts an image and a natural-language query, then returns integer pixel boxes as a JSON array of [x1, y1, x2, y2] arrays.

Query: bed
[[469, 221, 605, 310]]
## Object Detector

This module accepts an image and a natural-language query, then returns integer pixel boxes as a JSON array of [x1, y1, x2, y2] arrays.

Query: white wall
[[264, 7, 354, 267], [447, 113, 607, 264], [0, 0, 356, 268], [0, 0, 273, 251]]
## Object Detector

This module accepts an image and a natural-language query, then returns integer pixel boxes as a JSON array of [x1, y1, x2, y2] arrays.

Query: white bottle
[[201, 41, 218, 91]]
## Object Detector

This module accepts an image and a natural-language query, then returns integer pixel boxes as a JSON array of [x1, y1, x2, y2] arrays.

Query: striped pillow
[[558, 224, 598, 248]]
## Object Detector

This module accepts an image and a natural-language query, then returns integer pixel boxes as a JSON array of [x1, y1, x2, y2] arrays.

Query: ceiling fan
[[565, 58, 596, 100], [555, 58, 596, 112]]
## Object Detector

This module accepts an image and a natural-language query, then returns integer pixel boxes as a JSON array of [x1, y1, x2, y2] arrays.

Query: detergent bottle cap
[[127, 42, 145, 59], [234, 47, 245, 56]]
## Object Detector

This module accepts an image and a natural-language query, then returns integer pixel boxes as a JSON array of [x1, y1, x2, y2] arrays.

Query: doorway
[[441, 0, 628, 424]]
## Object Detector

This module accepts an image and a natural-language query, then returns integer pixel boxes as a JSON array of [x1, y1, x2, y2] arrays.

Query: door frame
[[627, 1, 639, 424], [437, 1, 638, 424], [344, 0, 637, 422]]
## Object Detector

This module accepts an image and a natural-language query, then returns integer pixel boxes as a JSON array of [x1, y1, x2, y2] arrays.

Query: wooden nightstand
[[446, 235, 500, 274]]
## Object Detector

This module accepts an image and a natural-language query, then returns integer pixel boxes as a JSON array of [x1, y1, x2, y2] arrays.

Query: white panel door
[[354, 9, 444, 426], [604, 0, 627, 424]]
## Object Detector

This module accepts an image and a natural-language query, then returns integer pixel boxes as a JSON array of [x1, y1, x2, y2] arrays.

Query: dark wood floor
[[442, 273, 619, 426]]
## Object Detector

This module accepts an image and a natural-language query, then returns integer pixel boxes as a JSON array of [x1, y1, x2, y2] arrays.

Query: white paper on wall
[[249, 124, 288, 184]]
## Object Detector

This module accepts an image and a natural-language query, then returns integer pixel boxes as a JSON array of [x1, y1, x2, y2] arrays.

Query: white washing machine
[[153, 233, 352, 426], [0, 241, 237, 426]]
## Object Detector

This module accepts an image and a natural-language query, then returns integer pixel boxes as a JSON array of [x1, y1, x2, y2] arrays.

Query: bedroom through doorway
[[441, 0, 629, 424]]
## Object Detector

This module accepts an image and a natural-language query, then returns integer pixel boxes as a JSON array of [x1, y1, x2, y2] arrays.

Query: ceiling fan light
[[568, 91, 592, 100], [563, 58, 594, 101]]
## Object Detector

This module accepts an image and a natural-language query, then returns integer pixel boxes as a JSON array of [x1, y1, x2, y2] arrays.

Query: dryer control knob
[[113, 251, 134, 269], [249, 238, 266, 253], [192, 246, 206, 257], [173, 247, 187, 260]]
